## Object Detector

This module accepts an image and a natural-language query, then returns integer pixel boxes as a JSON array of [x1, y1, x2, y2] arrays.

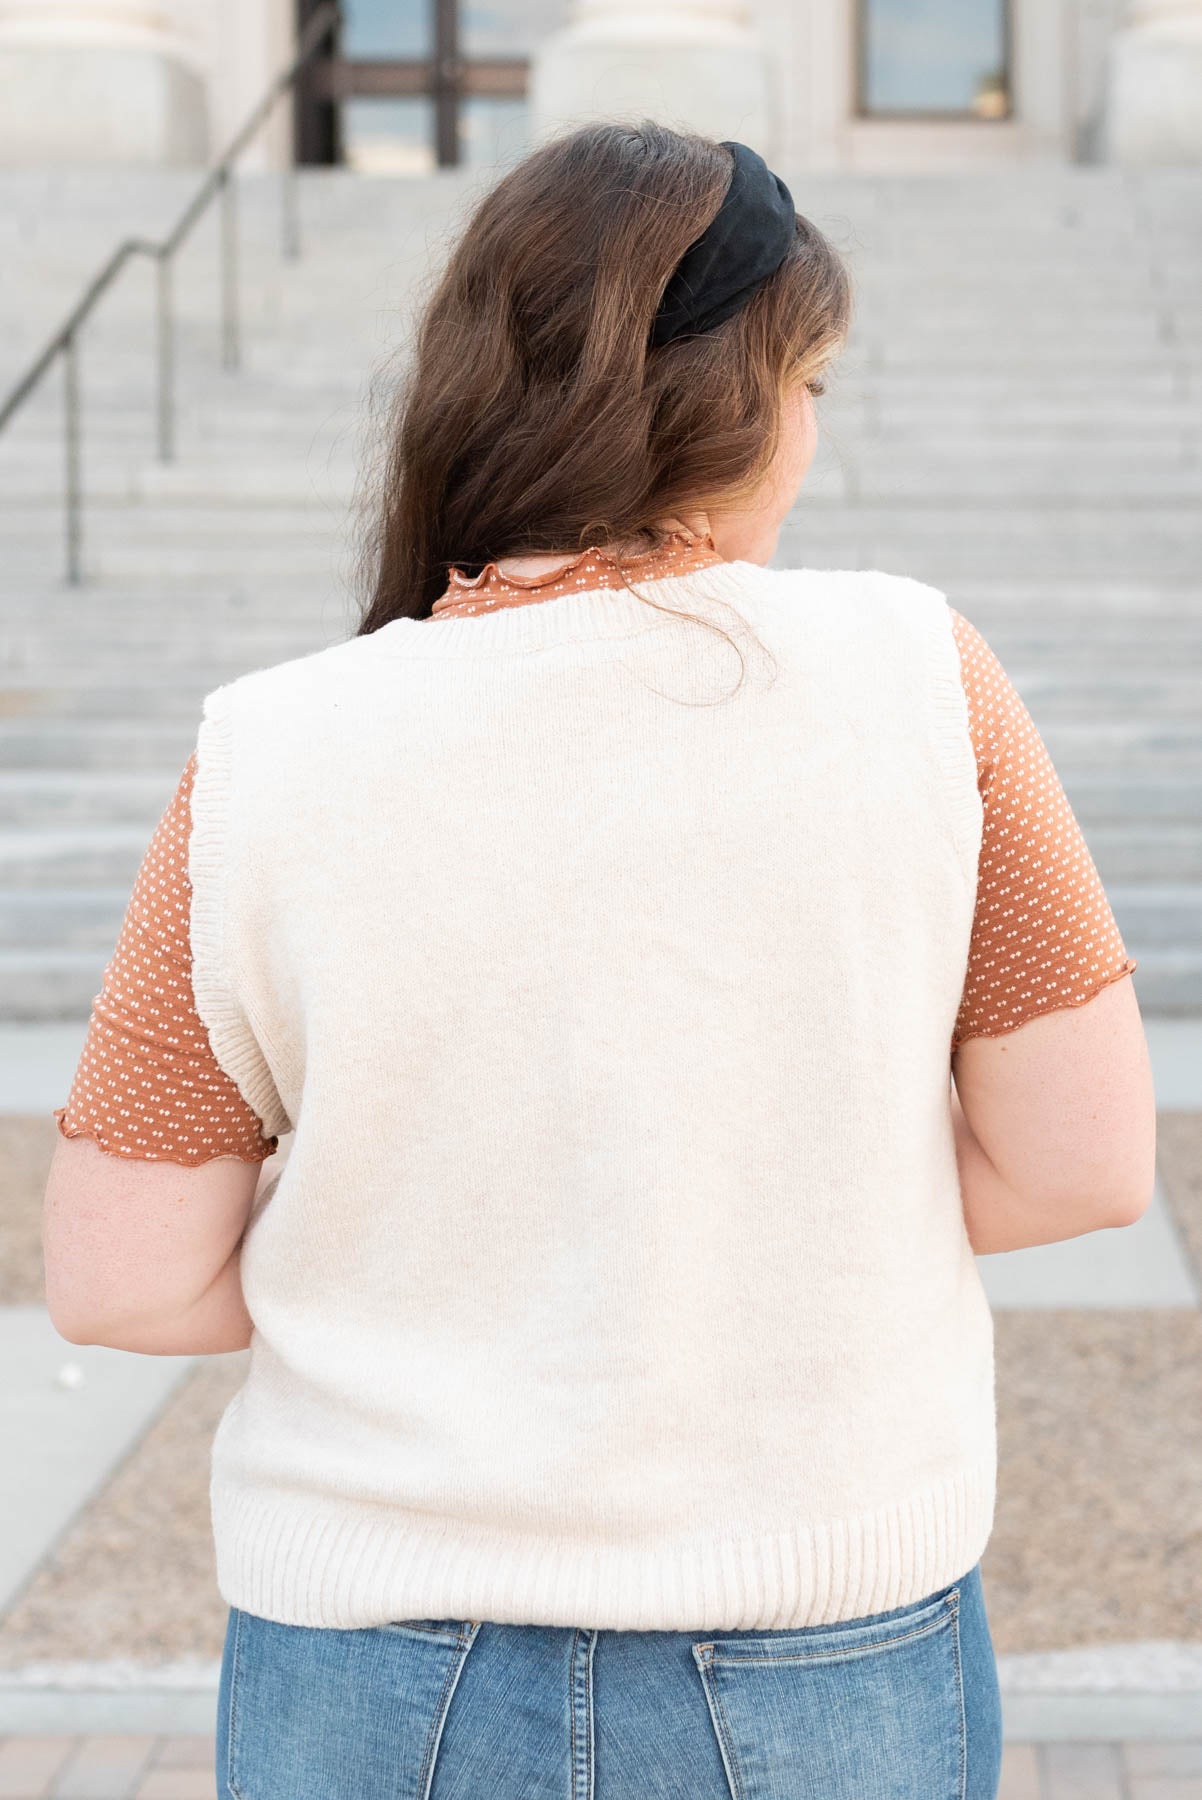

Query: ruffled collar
[[431, 528, 725, 618]]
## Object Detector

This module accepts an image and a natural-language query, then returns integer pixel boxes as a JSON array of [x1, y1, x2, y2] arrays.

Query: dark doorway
[[294, 0, 541, 170]]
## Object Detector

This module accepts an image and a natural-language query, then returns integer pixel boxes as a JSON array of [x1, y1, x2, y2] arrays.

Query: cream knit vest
[[188, 559, 992, 1633]]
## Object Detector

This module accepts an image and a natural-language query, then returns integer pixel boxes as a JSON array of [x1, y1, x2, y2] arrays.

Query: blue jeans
[[216, 1560, 1003, 1799]]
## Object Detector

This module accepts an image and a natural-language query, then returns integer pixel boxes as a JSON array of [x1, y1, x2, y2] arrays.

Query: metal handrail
[[0, 0, 341, 585]]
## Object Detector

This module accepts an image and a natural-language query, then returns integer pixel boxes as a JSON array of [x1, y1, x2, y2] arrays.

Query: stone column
[[1104, 0, 1202, 163], [0, 1, 208, 165], [529, 0, 773, 158], [203, 0, 295, 173]]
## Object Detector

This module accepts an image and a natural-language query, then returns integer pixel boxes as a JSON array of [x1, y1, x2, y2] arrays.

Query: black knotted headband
[[649, 141, 797, 349]]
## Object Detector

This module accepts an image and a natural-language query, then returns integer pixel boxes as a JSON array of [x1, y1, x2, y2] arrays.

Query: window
[[857, 0, 1011, 120], [310, 0, 561, 171]]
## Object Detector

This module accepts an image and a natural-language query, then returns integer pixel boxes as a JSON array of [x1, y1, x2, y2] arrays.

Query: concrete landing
[[0, 1309, 195, 1618]]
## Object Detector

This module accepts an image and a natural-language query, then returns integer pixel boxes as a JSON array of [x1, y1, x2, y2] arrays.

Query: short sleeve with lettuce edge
[[948, 607, 1138, 1050], [52, 749, 281, 1164]]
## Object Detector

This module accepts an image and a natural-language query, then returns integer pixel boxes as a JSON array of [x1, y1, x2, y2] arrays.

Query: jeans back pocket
[[218, 1607, 480, 1800], [691, 1587, 965, 1800]]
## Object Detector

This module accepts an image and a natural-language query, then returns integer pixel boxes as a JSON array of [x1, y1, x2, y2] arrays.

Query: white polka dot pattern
[[52, 570, 1137, 1163], [947, 607, 1136, 1050], [52, 752, 280, 1166]]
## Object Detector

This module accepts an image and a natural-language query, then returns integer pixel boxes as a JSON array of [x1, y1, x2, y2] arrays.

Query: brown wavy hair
[[357, 120, 851, 671]]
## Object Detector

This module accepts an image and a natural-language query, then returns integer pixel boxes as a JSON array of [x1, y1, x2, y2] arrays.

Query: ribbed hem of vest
[[212, 1452, 996, 1633]]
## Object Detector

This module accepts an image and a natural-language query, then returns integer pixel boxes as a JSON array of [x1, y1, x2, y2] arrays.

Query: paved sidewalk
[[1, 1734, 1201, 1798], [1005, 1740, 1202, 1797], [0, 1734, 211, 1799]]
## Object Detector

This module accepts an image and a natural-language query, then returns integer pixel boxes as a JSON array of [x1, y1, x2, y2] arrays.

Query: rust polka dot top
[[53, 534, 1138, 1165]]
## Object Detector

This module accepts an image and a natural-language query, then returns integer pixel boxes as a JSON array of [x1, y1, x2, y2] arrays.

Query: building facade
[[0, 0, 1199, 170]]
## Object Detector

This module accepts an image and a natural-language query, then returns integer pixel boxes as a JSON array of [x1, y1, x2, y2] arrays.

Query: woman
[[43, 123, 1155, 1800]]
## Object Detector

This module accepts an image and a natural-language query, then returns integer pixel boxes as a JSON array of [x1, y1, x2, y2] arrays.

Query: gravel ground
[[0, 1354, 243, 1667], [990, 1307, 1202, 1651], [2, 1111, 1199, 1663]]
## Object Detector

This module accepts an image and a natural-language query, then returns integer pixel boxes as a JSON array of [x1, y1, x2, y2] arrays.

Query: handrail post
[[0, 1, 342, 584], [434, 0, 461, 167], [220, 167, 240, 371], [156, 252, 175, 461], [282, 161, 301, 260], [64, 330, 82, 586]]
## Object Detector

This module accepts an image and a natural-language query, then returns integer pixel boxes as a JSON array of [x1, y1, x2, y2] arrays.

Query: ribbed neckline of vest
[[434, 527, 723, 607], [373, 557, 763, 658]]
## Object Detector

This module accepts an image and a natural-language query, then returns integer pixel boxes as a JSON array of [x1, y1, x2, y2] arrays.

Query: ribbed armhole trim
[[188, 696, 290, 1140], [920, 594, 984, 890]]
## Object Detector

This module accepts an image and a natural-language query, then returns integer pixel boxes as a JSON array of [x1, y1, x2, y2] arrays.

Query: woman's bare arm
[[951, 971, 1156, 1256], [43, 1134, 289, 1354]]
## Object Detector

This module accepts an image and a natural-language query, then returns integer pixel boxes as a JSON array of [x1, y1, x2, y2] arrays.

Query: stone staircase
[[1, 165, 1199, 1020]]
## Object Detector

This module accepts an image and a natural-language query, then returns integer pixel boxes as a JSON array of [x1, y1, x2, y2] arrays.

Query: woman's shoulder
[[732, 561, 948, 610], [196, 631, 381, 726], [720, 562, 954, 649], [744, 567, 999, 688]]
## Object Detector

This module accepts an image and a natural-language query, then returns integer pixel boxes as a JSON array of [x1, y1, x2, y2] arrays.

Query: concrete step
[[0, 772, 191, 828], [1, 889, 138, 952], [0, 727, 206, 771], [0, 824, 180, 886], [1081, 823, 1202, 882]]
